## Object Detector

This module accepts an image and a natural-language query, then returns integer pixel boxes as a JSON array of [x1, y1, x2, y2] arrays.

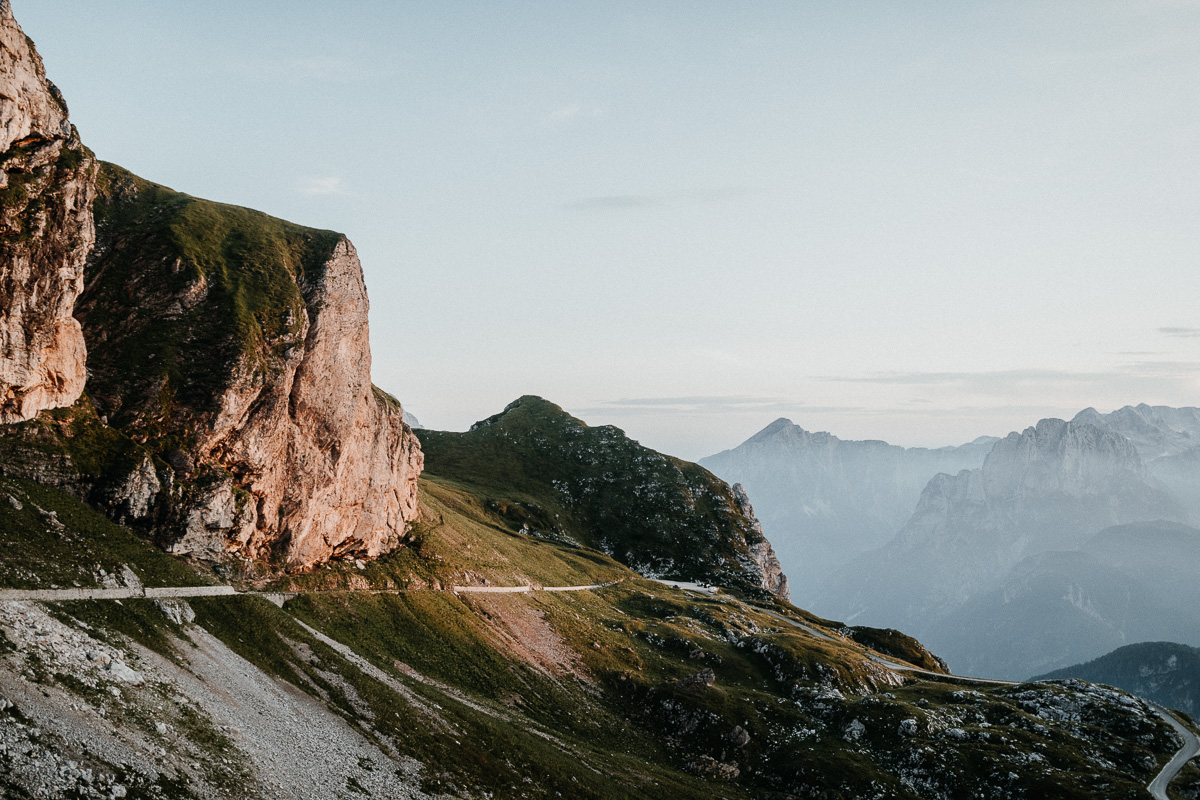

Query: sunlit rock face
[[0, 0, 94, 422], [184, 238, 425, 569], [78, 186, 425, 570]]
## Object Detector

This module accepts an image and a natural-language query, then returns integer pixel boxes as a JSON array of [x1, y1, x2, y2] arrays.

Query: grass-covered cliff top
[[416, 396, 775, 597], [78, 162, 345, 431]]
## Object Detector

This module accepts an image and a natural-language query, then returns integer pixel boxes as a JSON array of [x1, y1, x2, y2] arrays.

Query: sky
[[16, 1, 1200, 460]]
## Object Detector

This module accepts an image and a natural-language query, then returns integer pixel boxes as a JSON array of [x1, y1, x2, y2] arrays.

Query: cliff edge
[[75, 165, 422, 569], [0, 1, 94, 421]]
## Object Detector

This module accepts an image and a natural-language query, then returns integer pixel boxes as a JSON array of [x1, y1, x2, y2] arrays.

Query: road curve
[[1149, 705, 1200, 800]]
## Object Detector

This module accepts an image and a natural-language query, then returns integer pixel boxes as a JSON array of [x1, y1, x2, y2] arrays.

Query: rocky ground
[[0, 598, 433, 799]]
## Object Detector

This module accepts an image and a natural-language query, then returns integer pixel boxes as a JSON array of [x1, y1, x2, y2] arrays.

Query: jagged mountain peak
[[751, 416, 800, 438], [981, 416, 1149, 499], [1071, 406, 1104, 425]]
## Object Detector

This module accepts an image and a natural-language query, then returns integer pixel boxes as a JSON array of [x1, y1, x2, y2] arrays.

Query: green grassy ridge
[[79, 161, 343, 432], [845, 625, 950, 674], [0, 473, 207, 590], [417, 396, 776, 597], [269, 477, 631, 593]]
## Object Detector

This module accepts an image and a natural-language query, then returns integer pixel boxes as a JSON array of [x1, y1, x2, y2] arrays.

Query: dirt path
[[0, 581, 619, 603]]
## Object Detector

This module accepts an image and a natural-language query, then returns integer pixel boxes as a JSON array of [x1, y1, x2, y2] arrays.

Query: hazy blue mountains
[[818, 418, 1191, 675], [700, 418, 994, 605]]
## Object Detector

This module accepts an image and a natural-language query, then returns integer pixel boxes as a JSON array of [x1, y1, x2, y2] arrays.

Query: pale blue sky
[[18, 1, 1200, 459]]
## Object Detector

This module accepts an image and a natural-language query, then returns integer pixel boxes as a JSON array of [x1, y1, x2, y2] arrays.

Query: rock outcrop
[[418, 396, 790, 600], [187, 238, 423, 567], [75, 165, 422, 570], [731, 483, 789, 601], [0, 2, 94, 421]]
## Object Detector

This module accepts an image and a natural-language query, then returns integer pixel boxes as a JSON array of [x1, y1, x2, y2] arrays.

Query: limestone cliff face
[[731, 483, 790, 601], [77, 166, 422, 571], [0, 2, 93, 421], [180, 239, 423, 568]]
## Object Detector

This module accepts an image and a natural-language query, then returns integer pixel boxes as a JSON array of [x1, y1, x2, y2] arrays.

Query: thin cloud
[[604, 395, 774, 408], [225, 57, 392, 83], [296, 176, 350, 197], [1158, 327, 1200, 338], [543, 102, 603, 123], [564, 195, 659, 211], [818, 369, 1110, 386], [574, 396, 862, 418], [563, 186, 760, 212], [819, 362, 1200, 389]]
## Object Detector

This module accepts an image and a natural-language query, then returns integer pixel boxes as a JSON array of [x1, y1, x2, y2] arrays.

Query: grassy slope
[[79, 162, 343, 432], [0, 473, 205, 590], [0, 470, 1190, 798], [417, 396, 773, 596]]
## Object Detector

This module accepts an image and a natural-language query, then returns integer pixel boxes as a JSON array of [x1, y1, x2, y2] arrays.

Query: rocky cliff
[[730, 483, 789, 600], [0, 1, 93, 422], [1075, 403, 1200, 522], [72, 165, 422, 569]]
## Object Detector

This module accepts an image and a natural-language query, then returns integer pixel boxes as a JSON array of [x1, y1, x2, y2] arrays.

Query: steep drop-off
[[68, 164, 423, 569], [0, 1, 93, 421]]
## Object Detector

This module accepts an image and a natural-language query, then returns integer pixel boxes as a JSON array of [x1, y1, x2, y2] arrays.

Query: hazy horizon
[[18, 0, 1200, 460]]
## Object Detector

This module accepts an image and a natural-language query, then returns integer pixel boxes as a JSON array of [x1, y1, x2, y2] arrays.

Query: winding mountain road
[[1149, 704, 1200, 800]]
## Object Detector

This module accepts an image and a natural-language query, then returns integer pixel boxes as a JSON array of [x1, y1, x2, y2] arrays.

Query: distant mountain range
[[705, 406, 1200, 679], [699, 419, 994, 603], [1074, 404, 1200, 522]]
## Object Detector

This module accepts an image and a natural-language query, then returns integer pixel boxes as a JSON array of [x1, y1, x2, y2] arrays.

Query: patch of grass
[[81, 162, 343, 432], [48, 599, 182, 659], [273, 477, 629, 593], [0, 473, 207, 589]]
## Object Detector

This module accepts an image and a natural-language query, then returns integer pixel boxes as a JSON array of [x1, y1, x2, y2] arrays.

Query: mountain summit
[[421, 396, 789, 599]]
